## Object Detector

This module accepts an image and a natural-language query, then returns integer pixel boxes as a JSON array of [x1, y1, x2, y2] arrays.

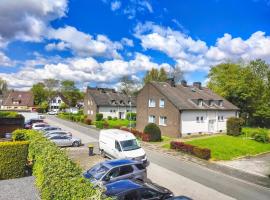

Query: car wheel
[[72, 141, 80, 147], [100, 150, 106, 158]]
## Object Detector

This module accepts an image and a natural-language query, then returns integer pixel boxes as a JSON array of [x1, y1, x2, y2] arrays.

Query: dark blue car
[[104, 179, 174, 200]]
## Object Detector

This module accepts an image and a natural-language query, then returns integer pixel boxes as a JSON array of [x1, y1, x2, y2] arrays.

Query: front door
[[208, 119, 216, 133], [119, 112, 125, 119]]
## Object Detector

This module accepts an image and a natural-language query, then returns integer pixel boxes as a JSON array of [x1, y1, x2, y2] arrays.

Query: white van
[[99, 129, 148, 165]]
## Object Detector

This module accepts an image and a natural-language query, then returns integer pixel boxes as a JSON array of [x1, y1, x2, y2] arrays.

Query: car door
[[60, 135, 72, 146], [103, 167, 120, 183], [113, 140, 122, 159], [50, 136, 63, 146]]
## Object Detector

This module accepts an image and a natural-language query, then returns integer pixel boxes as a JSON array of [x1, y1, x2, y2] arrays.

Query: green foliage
[[143, 123, 161, 142], [227, 117, 245, 136], [126, 112, 136, 120], [31, 82, 48, 105], [208, 59, 270, 127], [107, 116, 112, 120], [242, 127, 269, 143], [95, 121, 105, 129], [186, 135, 270, 160], [0, 111, 21, 118], [59, 102, 68, 110], [107, 119, 136, 128], [0, 141, 29, 179], [144, 68, 168, 84], [84, 118, 92, 125], [13, 129, 103, 199], [96, 113, 103, 121], [113, 117, 117, 120], [60, 80, 83, 107]]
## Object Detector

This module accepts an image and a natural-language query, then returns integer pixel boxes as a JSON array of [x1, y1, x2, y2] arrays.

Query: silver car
[[83, 159, 147, 186], [40, 126, 61, 133], [44, 130, 72, 138], [48, 135, 81, 147]]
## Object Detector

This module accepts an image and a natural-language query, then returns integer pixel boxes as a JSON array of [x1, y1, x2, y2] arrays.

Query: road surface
[[45, 116, 270, 200]]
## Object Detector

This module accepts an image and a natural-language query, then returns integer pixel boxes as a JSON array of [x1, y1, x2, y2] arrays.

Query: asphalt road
[[46, 116, 270, 200]]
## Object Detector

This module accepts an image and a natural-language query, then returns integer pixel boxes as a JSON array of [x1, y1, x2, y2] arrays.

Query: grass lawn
[[186, 135, 270, 160], [106, 119, 135, 127], [242, 127, 270, 137]]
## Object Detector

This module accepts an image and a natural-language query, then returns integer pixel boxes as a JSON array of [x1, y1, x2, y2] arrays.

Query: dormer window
[[198, 99, 203, 107], [111, 100, 116, 105], [218, 100, 223, 107], [209, 100, 214, 107]]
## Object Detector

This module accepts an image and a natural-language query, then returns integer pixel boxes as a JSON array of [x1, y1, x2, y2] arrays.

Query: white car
[[99, 129, 148, 165], [32, 122, 50, 130], [47, 110, 58, 115]]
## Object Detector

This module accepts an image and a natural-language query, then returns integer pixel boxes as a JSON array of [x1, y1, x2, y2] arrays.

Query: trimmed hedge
[[143, 123, 161, 142], [242, 128, 269, 143], [170, 141, 211, 160], [96, 113, 103, 121], [0, 141, 29, 179], [13, 129, 103, 200], [126, 112, 136, 121], [0, 111, 22, 118], [227, 117, 245, 136]]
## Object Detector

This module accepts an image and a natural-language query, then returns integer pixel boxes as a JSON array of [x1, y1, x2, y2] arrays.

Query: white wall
[[181, 110, 237, 136], [49, 96, 63, 111], [99, 106, 136, 119]]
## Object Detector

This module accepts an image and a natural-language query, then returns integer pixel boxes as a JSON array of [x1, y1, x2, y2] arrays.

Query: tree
[[39, 101, 49, 113], [44, 79, 59, 100], [143, 68, 168, 84], [60, 80, 82, 107], [31, 82, 47, 105], [59, 102, 68, 111], [207, 59, 270, 127], [0, 78, 8, 95], [170, 65, 184, 83], [118, 75, 139, 95]]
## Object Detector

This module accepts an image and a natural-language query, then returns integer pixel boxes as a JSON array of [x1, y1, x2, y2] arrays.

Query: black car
[[24, 119, 43, 129], [105, 179, 174, 200], [166, 196, 192, 200]]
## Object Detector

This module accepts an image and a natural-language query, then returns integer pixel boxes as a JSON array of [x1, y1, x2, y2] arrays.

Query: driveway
[[45, 116, 270, 200]]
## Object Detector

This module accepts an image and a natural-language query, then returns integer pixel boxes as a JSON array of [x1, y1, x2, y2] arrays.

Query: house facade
[[84, 87, 136, 120], [49, 94, 68, 112], [1, 91, 34, 111], [136, 81, 239, 138]]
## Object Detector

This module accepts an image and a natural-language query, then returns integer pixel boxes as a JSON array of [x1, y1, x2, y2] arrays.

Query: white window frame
[[196, 116, 200, 123], [159, 99, 165, 108], [198, 99, 203, 107], [200, 116, 204, 123], [148, 99, 156, 107], [159, 116, 167, 126], [148, 115, 156, 123]]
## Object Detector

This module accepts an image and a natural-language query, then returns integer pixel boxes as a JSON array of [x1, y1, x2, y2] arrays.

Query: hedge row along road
[[45, 115, 270, 200]]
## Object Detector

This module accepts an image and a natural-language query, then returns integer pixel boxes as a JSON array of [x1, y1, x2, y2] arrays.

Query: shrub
[[0, 141, 29, 179], [107, 116, 112, 120], [96, 113, 103, 121], [253, 132, 269, 143], [12, 129, 29, 141], [227, 117, 245, 136], [84, 118, 92, 125], [13, 129, 103, 199], [143, 123, 161, 142], [113, 117, 117, 121], [0, 111, 21, 118], [126, 112, 136, 121], [95, 121, 104, 129], [104, 121, 109, 129], [170, 141, 211, 160]]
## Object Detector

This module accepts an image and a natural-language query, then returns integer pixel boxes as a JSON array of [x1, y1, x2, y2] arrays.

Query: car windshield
[[87, 164, 109, 180], [120, 139, 140, 151]]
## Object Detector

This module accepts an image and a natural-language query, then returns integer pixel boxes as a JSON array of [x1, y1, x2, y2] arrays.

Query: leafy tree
[[59, 102, 68, 111], [143, 68, 168, 84], [44, 79, 59, 100], [39, 101, 49, 113], [0, 78, 8, 95], [31, 82, 47, 105], [60, 80, 82, 107], [170, 65, 184, 83]]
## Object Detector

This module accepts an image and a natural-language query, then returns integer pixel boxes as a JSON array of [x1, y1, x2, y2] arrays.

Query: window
[[218, 116, 220, 121], [159, 116, 167, 126], [218, 116, 224, 121], [90, 110, 93, 115], [106, 167, 120, 179], [53, 99, 56, 103], [148, 99, 156, 107], [87, 110, 90, 115], [58, 100, 61, 103], [198, 99, 203, 106], [218, 100, 223, 107], [119, 165, 133, 176], [159, 99, 165, 108], [115, 141, 122, 151], [209, 100, 214, 106], [123, 191, 139, 200], [196, 116, 200, 123], [135, 164, 146, 170], [148, 115, 156, 123], [200, 116, 204, 123]]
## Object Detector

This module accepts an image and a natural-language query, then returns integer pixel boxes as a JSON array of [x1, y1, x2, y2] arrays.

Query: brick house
[[136, 80, 239, 138], [1, 91, 34, 111], [84, 87, 136, 121]]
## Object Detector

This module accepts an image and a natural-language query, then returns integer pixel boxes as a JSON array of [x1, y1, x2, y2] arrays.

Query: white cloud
[[46, 26, 123, 59], [0, 53, 171, 90], [111, 1, 121, 11], [0, 0, 68, 44], [0, 51, 14, 67], [135, 22, 270, 71], [121, 38, 134, 47]]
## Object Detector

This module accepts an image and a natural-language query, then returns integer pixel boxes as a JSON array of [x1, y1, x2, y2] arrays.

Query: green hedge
[[126, 112, 136, 120], [96, 113, 103, 121], [13, 129, 103, 200], [143, 123, 161, 142], [0, 141, 29, 179], [242, 128, 270, 143], [227, 117, 245, 136], [0, 111, 22, 118]]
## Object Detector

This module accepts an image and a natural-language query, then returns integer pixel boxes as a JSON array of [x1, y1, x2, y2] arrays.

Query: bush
[[95, 121, 104, 129], [84, 118, 92, 125], [126, 112, 136, 121], [107, 116, 112, 120], [227, 117, 245, 136], [0, 111, 22, 118], [13, 129, 103, 199], [96, 113, 103, 121], [12, 129, 29, 141], [104, 121, 109, 129], [113, 117, 117, 121], [0, 141, 29, 179], [170, 141, 211, 160], [253, 132, 269, 143], [143, 123, 161, 142]]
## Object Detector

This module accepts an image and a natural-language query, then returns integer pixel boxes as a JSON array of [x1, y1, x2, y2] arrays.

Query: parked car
[[44, 130, 72, 138], [84, 159, 147, 186], [40, 126, 61, 133], [24, 119, 43, 129], [99, 129, 148, 165], [47, 110, 58, 115], [166, 196, 192, 200], [48, 135, 81, 147], [104, 179, 174, 199], [32, 122, 50, 130]]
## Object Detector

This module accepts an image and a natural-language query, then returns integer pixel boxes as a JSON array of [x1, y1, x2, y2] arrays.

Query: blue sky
[[0, 0, 270, 90]]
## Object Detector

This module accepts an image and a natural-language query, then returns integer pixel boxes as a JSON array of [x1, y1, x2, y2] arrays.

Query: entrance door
[[208, 119, 216, 133], [119, 112, 125, 119]]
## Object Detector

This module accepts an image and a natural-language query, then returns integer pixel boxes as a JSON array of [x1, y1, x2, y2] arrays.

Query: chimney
[[181, 80, 187, 87], [166, 78, 176, 87], [193, 82, 202, 89]]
